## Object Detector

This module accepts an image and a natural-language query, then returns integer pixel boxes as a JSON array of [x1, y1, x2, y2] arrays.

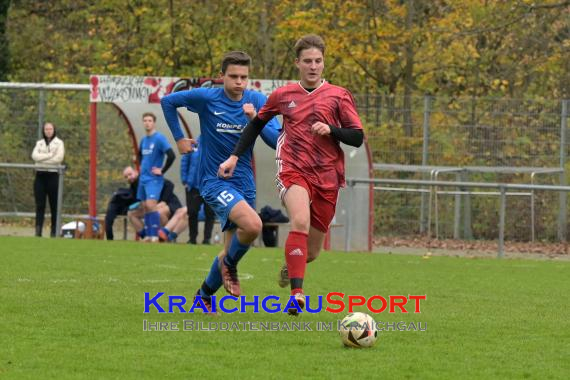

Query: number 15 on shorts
[[217, 190, 235, 206]]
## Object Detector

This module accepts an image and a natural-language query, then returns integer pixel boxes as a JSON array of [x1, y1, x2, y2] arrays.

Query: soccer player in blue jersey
[[137, 112, 176, 242], [161, 51, 281, 313]]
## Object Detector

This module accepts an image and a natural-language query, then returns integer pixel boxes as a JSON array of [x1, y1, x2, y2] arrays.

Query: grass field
[[1, 236, 569, 379]]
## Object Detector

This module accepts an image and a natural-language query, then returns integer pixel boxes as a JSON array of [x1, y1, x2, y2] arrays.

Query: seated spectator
[[105, 166, 182, 240], [104, 167, 138, 240], [158, 206, 189, 243]]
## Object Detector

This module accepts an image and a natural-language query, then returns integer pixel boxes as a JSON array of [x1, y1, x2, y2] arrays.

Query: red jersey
[[258, 81, 363, 190]]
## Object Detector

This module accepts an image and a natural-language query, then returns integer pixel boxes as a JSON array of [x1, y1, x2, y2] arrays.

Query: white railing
[[346, 177, 570, 257]]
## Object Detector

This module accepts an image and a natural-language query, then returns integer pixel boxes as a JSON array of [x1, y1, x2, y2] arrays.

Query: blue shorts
[[137, 178, 164, 202], [201, 180, 255, 231]]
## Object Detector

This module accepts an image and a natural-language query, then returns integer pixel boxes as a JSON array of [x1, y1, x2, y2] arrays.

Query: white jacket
[[31, 137, 65, 172]]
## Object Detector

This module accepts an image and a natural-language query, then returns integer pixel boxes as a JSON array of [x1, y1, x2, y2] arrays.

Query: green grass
[[1, 236, 569, 379]]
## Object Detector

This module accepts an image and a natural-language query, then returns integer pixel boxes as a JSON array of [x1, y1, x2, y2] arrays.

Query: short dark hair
[[221, 51, 251, 73], [142, 112, 156, 121], [294, 34, 325, 58]]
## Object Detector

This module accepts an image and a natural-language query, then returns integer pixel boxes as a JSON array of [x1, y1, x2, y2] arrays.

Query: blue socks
[[143, 214, 150, 237], [199, 235, 250, 299], [144, 211, 160, 237], [200, 256, 223, 298], [224, 234, 250, 267]]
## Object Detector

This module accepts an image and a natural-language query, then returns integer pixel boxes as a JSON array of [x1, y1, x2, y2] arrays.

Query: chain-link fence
[[0, 86, 133, 222], [1, 85, 569, 243], [357, 94, 569, 242]]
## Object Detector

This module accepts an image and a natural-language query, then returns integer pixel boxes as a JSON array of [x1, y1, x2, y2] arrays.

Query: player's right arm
[[160, 90, 206, 153]]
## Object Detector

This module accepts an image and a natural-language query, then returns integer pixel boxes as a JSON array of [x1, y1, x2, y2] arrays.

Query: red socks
[[285, 230, 308, 293]]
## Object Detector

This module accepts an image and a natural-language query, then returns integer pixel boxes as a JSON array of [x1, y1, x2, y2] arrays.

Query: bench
[[68, 214, 129, 240], [257, 223, 343, 249]]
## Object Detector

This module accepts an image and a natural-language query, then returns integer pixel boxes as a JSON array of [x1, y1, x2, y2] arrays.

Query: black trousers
[[104, 188, 136, 240], [186, 187, 215, 243], [34, 171, 59, 236], [104, 202, 125, 240]]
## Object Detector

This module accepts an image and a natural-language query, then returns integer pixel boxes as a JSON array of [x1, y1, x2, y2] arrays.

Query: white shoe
[[287, 292, 305, 316]]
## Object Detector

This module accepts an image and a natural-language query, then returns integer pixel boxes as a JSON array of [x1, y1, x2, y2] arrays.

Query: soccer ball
[[338, 312, 378, 348]]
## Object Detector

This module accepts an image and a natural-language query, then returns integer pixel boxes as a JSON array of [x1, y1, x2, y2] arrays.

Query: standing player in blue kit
[[137, 112, 176, 242], [161, 51, 281, 313]]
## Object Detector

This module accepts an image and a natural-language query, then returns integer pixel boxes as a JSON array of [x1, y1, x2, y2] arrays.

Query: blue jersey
[[161, 88, 281, 191], [180, 141, 201, 190], [139, 132, 171, 182]]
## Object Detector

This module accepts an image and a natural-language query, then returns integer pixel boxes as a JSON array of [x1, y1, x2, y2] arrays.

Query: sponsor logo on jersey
[[288, 100, 297, 108], [216, 122, 244, 134], [142, 143, 155, 155]]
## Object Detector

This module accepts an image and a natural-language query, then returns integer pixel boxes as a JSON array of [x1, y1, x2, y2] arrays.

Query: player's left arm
[[314, 91, 364, 147], [160, 134, 176, 175], [153, 135, 176, 176], [160, 148, 176, 175], [328, 125, 364, 147]]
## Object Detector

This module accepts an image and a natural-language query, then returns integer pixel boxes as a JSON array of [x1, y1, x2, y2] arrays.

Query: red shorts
[[276, 170, 338, 233]]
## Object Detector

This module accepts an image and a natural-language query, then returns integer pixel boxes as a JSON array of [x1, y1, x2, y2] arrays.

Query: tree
[[0, 0, 10, 80]]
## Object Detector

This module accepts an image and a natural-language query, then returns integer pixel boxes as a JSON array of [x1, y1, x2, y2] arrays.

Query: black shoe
[[187, 239, 197, 245], [193, 290, 218, 316], [202, 240, 211, 245], [35, 226, 42, 237]]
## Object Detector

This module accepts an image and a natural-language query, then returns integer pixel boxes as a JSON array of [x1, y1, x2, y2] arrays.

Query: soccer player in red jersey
[[218, 34, 364, 315]]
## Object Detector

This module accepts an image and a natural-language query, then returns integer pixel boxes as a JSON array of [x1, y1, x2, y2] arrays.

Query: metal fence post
[[420, 95, 431, 233], [530, 172, 536, 242], [462, 171, 473, 239], [376, 94, 381, 128], [498, 186, 506, 258], [37, 89, 46, 140], [559, 99, 568, 242], [55, 166, 65, 238], [344, 180, 355, 252], [454, 172, 462, 239]]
